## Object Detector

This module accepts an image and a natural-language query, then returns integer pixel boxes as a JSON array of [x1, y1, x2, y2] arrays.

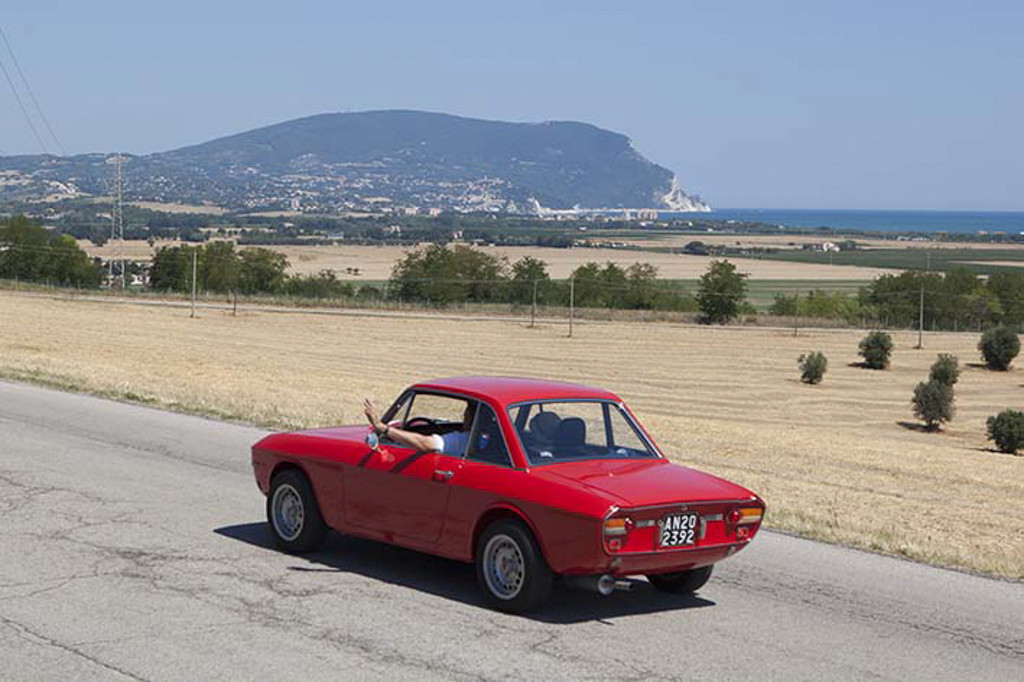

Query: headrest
[[555, 417, 586, 447], [529, 411, 561, 441]]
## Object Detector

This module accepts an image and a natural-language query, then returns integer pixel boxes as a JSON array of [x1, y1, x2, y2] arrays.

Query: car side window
[[466, 403, 513, 467], [406, 393, 468, 426]]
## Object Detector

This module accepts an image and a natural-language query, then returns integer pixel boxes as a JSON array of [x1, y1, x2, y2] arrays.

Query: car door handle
[[432, 469, 454, 482]]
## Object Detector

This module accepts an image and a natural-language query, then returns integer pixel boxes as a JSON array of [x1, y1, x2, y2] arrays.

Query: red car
[[251, 376, 765, 612]]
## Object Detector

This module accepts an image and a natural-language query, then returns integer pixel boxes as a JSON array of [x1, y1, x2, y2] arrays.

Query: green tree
[[238, 248, 289, 294], [696, 260, 748, 324], [568, 262, 605, 308], [389, 244, 508, 305], [624, 262, 660, 309], [201, 241, 240, 293], [929, 354, 960, 386], [987, 410, 1024, 455], [148, 245, 195, 292], [859, 331, 894, 369], [568, 262, 631, 308], [508, 256, 550, 305], [0, 215, 100, 287], [978, 326, 1020, 370], [912, 380, 955, 431], [986, 273, 1024, 327]]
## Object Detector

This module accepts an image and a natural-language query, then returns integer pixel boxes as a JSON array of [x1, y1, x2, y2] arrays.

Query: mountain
[[0, 110, 709, 213]]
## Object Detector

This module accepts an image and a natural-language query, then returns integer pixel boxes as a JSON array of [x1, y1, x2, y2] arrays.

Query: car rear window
[[507, 400, 658, 465]]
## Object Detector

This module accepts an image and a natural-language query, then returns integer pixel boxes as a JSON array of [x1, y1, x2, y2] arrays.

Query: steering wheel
[[404, 416, 439, 431]]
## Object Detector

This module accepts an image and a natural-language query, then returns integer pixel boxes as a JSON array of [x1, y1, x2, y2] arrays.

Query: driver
[[363, 398, 476, 457]]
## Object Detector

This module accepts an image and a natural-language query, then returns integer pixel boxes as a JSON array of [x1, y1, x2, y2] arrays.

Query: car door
[[343, 391, 467, 548], [436, 402, 522, 558]]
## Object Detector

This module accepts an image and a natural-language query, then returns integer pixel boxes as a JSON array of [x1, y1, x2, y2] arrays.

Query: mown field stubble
[[1, 291, 1021, 579]]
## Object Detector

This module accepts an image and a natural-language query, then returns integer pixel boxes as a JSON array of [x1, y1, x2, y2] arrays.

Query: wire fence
[[4, 274, 1023, 348]]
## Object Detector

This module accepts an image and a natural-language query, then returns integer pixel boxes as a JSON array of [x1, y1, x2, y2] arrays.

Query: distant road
[[1, 381, 1021, 681]]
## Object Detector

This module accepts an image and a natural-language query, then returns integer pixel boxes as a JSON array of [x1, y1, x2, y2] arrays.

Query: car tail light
[[727, 507, 763, 525], [603, 517, 633, 536]]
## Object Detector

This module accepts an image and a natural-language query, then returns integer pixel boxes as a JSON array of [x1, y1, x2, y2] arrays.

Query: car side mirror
[[366, 431, 380, 450]]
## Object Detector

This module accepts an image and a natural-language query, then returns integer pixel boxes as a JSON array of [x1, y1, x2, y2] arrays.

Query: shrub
[[986, 410, 1024, 454], [929, 353, 960, 386], [798, 351, 828, 384], [978, 326, 1020, 370], [912, 380, 955, 430], [858, 331, 893, 369]]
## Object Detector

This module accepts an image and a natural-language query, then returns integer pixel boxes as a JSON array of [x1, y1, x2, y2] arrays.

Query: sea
[[662, 209, 1024, 235]]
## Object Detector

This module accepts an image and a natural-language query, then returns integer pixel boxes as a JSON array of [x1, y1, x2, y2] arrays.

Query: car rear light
[[727, 507, 763, 525], [603, 517, 633, 536]]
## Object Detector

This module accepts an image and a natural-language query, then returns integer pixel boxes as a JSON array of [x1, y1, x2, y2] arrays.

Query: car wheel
[[475, 519, 553, 613], [647, 565, 713, 593], [267, 469, 327, 553]]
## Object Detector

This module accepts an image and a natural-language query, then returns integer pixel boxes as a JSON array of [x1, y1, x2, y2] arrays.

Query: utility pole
[[568, 277, 575, 338], [915, 283, 924, 349], [116, 154, 124, 289], [107, 153, 125, 287], [530, 279, 538, 328], [793, 293, 800, 337], [190, 249, 198, 319]]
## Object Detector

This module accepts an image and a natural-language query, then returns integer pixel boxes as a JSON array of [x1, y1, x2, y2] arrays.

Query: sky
[[1, 0, 1022, 210]]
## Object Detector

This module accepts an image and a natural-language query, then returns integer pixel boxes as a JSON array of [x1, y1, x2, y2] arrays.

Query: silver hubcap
[[483, 534, 525, 600], [271, 483, 304, 542]]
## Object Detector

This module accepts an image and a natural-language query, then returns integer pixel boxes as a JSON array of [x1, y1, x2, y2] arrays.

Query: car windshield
[[508, 400, 659, 465]]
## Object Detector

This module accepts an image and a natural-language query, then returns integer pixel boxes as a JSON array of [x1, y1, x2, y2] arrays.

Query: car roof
[[411, 376, 621, 406]]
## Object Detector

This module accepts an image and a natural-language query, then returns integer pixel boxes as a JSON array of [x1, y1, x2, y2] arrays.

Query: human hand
[[363, 398, 385, 433]]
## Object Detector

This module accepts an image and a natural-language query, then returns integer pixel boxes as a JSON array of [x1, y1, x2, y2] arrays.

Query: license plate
[[659, 513, 699, 547]]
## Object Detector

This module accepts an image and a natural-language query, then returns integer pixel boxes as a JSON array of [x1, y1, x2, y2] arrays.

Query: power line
[[0, 47, 48, 154], [0, 25, 64, 155]]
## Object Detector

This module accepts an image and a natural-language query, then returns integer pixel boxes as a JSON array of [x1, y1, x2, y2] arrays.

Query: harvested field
[[129, 201, 228, 215], [227, 243, 896, 280], [0, 291, 1021, 578], [954, 260, 1024, 268], [79, 239, 182, 261], [75, 239, 895, 280]]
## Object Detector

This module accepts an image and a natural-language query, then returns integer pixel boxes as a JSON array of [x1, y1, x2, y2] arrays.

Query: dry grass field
[[78, 239, 896, 280], [1, 291, 1021, 579], [955, 260, 1024, 268], [129, 201, 228, 215]]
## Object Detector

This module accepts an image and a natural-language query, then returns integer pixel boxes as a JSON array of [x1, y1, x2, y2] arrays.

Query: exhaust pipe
[[564, 574, 634, 596]]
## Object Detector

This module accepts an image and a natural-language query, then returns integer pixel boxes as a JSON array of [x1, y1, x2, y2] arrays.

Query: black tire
[[475, 519, 554, 613], [647, 565, 713, 593], [267, 469, 328, 553]]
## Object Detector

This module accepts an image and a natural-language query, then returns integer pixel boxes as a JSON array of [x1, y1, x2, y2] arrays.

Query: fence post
[[531, 279, 538, 328], [568, 277, 575, 338]]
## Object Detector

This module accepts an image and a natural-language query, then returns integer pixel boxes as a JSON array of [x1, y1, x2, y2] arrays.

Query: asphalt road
[[1, 381, 1021, 681]]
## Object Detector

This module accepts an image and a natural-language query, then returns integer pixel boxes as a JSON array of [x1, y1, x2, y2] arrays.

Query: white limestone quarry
[[659, 175, 711, 212]]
